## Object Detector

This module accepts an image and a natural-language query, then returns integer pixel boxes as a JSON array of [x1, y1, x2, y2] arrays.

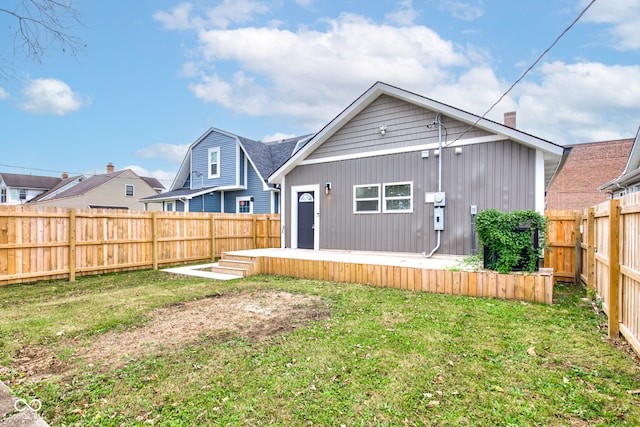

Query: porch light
[[325, 182, 332, 195]]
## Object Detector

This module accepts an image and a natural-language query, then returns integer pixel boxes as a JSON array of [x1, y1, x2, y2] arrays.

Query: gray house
[[142, 128, 311, 213], [268, 82, 566, 255], [599, 125, 640, 197]]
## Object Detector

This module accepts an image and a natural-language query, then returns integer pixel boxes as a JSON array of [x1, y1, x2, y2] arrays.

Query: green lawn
[[1, 270, 639, 426]]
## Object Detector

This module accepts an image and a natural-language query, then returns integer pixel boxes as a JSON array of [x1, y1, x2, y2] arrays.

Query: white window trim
[[236, 196, 253, 214], [208, 147, 221, 179], [125, 184, 134, 197], [165, 201, 175, 212], [382, 181, 413, 213], [353, 184, 381, 214]]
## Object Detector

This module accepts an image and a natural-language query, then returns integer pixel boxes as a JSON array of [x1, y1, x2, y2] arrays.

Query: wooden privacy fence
[[545, 192, 640, 356], [0, 206, 280, 286]]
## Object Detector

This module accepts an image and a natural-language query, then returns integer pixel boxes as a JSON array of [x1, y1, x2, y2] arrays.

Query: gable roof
[[268, 81, 565, 188], [140, 186, 219, 202], [169, 127, 311, 194], [0, 172, 61, 190], [28, 174, 85, 203], [31, 169, 163, 202], [598, 125, 640, 191], [141, 176, 165, 191]]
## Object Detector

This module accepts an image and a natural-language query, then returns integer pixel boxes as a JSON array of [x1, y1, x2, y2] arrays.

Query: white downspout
[[423, 113, 443, 258]]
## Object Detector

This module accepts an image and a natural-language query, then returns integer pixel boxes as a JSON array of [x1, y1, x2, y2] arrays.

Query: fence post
[[587, 207, 595, 290], [265, 216, 270, 249], [68, 209, 76, 282], [252, 216, 258, 249], [210, 214, 216, 261], [608, 199, 621, 339], [152, 211, 158, 270], [574, 211, 582, 285]]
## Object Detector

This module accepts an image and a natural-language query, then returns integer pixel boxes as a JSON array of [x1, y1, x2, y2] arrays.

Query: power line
[[447, 0, 597, 146], [0, 163, 175, 184]]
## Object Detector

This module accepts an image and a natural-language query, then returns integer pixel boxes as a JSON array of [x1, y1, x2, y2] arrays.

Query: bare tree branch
[[0, 0, 84, 78]]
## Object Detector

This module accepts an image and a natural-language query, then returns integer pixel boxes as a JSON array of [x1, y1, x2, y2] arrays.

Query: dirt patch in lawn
[[7, 290, 329, 382]]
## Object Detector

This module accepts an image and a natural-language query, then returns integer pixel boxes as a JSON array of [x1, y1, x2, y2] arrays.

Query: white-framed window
[[19, 189, 27, 200], [1, 188, 7, 203], [125, 184, 134, 197], [383, 181, 412, 213], [165, 201, 174, 212], [237, 196, 253, 213], [353, 184, 380, 213], [209, 147, 220, 179]]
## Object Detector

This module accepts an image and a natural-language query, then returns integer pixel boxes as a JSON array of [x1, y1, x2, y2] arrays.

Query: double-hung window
[[125, 184, 134, 197], [209, 147, 220, 179], [237, 196, 253, 213], [353, 184, 380, 213], [383, 182, 412, 213]]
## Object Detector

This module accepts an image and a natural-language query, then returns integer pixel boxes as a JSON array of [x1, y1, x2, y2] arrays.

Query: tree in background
[[0, 0, 84, 78]]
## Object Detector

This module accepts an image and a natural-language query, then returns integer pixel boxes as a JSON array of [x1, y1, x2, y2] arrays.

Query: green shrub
[[475, 209, 547, 273]]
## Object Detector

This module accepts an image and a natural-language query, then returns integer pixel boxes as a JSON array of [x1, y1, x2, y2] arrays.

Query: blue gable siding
[[239, 151, 246, 186], [189, 192, 222, 212], [191, 131, 238, 188], [222, 162, 273, 213]]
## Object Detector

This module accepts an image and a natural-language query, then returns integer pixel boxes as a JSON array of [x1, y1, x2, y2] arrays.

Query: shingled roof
[[0, 172, 61, 190], [238, 135, 311, 182]]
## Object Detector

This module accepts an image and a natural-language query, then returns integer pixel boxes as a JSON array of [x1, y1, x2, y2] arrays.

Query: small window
[[165, 201, 174, 212], [125, 184, 134, 197], [209, 147, 220, 178], [354, 184, 380, 213], [1, 188, 7, 203], [237, 197, 253, 213], [383, 182, 412, 213], [19, 189, 27, 200]]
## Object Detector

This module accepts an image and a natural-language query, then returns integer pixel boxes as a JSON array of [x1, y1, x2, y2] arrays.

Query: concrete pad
[[163, 263, 242, 280]]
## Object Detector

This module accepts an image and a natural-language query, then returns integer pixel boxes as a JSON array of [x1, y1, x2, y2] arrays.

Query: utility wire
[[447, 0, 597, 146], [0, 162, 175, 184]]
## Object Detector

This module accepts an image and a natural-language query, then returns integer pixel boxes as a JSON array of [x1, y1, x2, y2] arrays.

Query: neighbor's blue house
[[141, 128, 311, 213]]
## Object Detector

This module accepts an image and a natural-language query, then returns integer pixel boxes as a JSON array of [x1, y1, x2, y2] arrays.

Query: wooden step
[[210, 264, 247, 277], [219, 259, 255, 270], [221, 252, 258, 263]]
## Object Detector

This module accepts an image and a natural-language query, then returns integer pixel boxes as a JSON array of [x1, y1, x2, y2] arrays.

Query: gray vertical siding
[[308, 94, 491, 160], [285, 140, 535, 255]]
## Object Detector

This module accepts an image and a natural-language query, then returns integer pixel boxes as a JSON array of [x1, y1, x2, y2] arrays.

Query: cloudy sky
[[0, 0, 638, 187]]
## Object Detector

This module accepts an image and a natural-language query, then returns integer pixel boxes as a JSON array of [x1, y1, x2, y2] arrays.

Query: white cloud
[[20, 79, 88, 115], [0, 87, 8, 100], [154, 0, 268, 30], [434, 0, 484, 21], [135, 143, 190, 163], [185, 13, 468, 127], [581, 0, 640, 50], [515, 61, 640, 144], [124, 165, 177, 188], [262, 132, 297, 142], [386, 0, 420, 26], [157, 4, 638, 147]]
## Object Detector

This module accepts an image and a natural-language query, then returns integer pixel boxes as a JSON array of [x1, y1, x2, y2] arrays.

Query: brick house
[[545, 138, 633, 210]]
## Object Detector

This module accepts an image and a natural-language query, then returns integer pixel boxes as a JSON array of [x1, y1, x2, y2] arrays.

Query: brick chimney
[[62, 172, 69, 179], [504, 111, 516, 128], [107, 163, 115, 173]]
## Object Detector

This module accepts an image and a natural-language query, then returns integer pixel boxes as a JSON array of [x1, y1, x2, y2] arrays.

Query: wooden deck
[[214, 249, 555, 304]]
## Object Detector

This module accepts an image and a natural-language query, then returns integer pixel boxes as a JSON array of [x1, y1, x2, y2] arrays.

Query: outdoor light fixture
[[379, 125, 387, 136], [325, 182, 332, 195]]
